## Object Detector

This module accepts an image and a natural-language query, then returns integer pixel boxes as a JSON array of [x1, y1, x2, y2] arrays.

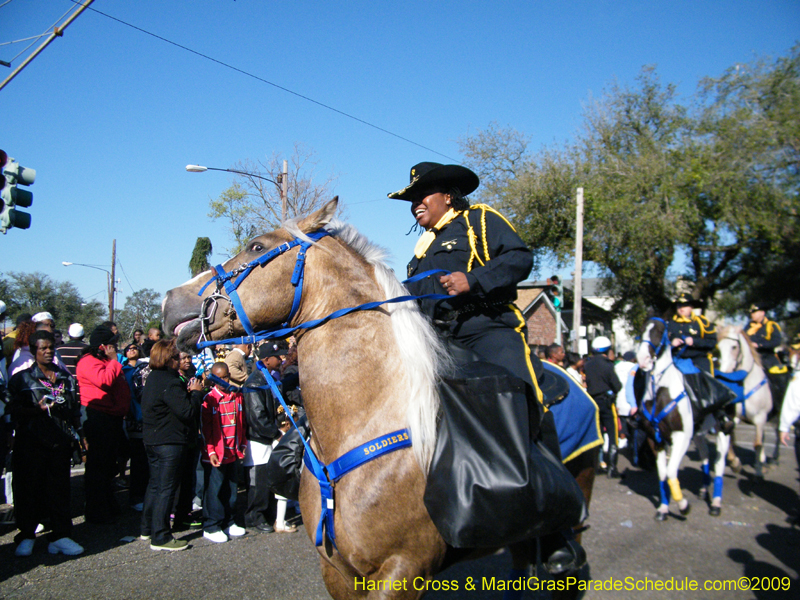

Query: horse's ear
[[298, 197, 339, 233]]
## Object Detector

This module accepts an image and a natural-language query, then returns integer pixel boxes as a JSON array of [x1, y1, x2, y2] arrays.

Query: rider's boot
[[719, 413, 735, 436], [540, 530, 587, 576], [607, 443, 622, 479]]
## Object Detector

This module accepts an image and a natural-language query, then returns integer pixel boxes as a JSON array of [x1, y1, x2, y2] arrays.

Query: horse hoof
[[680, 503, 691, 516], [709, 506, 721, 517], [654, 512, 668, 522]]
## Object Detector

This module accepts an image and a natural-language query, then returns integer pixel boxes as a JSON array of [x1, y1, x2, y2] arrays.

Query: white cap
[[0, 300, 6, 315], [68, 323, 85, 339], [591, 336, 612, 353], [32, 311, 55, 323]]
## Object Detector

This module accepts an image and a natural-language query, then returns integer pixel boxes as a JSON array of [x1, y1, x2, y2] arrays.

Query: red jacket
[[202, 386, 247, 464], [76, 353, 131, 417]]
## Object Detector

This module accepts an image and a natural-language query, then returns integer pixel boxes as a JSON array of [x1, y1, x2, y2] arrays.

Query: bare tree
[[208, 143, 338, 254]]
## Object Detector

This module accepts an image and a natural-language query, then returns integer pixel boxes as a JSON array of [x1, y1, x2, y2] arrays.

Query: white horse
[[713, 326, 773, 488], [636, 318, 695, 521]]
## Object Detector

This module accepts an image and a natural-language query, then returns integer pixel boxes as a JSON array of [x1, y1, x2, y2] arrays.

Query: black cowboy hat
[[257, 340, 289, 360], [675, 292, 695, 307], [387, 162, 479, 201], [530, 354, 570, 406], [748, 303, 768, 313]]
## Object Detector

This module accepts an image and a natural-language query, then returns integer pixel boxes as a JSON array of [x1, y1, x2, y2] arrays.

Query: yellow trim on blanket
[[541, 362, 604, 464]]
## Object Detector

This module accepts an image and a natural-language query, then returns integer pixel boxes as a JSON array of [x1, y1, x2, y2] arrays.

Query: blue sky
[[1, 0, 798, 320]]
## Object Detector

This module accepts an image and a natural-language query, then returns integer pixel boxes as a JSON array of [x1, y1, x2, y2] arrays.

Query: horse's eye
[[250, 242, 264, 253]]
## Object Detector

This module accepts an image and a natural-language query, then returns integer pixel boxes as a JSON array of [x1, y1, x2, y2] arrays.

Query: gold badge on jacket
[[440, 239, 458, 251]]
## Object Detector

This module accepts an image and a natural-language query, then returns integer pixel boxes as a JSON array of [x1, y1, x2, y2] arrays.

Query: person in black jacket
[[747, 303, 785, 372], [5, 330, 83, 557], [669, 293, 717, 374], [390, 162, 542, 402], [241, 341, 284, 533], [584, 336, 623, 478], [140, 339, 204, 551], [389, 162, 584, 576]]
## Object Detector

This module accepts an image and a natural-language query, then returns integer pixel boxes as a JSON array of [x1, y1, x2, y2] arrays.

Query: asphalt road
[[0, 422, 797, 600]]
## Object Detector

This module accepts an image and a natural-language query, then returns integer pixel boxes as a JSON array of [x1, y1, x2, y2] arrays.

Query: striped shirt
[[202, 387, 246, 464]]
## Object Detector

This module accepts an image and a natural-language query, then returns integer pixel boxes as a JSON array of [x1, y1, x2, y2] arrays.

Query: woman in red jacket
[[76, 324, 130, 524]]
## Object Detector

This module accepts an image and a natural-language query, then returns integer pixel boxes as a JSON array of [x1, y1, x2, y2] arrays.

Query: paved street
[[0, 422, 797, 599]]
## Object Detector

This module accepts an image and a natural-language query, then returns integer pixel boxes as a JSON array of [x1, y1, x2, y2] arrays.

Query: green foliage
[[208, 183, 253, 255], [114, 288, 163, 343], [460, 48, 800, 331], [0, 271, 106, 333], [189, 237, 213, 276]]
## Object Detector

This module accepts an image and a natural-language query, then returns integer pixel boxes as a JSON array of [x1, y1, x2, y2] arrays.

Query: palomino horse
[[163, 199, 596, 599], [636, 318, 694, 521], [714, 326, 773, 486]]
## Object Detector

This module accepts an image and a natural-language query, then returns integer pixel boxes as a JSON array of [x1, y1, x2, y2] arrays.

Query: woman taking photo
[[140, 339, 204, 551], [76, 324, 130, 524], [6, 330, 83, 557]]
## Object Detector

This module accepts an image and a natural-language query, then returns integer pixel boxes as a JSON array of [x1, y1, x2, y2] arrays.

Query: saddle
[[423, 337, 587, 548], [673, 358, 737, 420]]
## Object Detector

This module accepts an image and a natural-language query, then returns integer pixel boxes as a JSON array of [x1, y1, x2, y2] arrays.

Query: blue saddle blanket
[[674, 357, 701, 375], [715, 370, 749, 404], [545, 362, 603, 462]]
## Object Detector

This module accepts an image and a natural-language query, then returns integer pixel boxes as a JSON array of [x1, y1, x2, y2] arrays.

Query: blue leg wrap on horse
[[713, 475, 724, 499], [502, 569, 528, 600], [702, 461, 711, 487], [659, 479, 671, 506]]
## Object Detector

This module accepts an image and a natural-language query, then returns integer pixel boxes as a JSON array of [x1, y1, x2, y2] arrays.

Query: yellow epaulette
[[695, 314, 715, 335], [765, 319, 781, 340]]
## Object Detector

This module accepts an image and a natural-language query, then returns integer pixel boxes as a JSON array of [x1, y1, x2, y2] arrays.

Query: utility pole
[[109, 239, 117, 323], [0, 1, 95, 92], [572, 188, 584, 353], [281, 160, 288, 223]]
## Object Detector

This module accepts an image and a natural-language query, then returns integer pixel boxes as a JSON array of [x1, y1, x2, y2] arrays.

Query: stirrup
[[542, 537, 587, 576]]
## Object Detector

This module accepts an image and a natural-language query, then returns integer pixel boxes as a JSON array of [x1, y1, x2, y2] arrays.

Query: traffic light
[[547, 276, 563, 311], [0, 150, 35, 233]]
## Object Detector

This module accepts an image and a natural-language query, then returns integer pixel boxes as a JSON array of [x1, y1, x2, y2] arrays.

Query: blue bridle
[[643, 317, 670, 358], [195, 227, 450, 547], [640, 317, 685, 444], [197, 229, 332, 344]]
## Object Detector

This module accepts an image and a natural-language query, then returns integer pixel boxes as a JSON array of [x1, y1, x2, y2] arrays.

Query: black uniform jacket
[[405, 205, 532, 327], [583, 354, 622, 402], [243, 368, 279, 446], [747, 318, 784, 369], [668, 314, 717, 362], [747, 319, 783, 352]]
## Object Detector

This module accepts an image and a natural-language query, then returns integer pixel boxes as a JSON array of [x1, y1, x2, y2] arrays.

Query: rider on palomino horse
[[388, 162, 586, 575]]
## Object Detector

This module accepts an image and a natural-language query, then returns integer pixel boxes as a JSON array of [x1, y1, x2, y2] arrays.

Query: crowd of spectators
[[0, 312, 303, 557]]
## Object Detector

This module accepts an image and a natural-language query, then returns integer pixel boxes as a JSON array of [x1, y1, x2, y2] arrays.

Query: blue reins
[[195, 227, 451, 547]]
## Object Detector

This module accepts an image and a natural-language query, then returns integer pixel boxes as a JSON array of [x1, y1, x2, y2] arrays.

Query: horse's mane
[[285, 218, 445, 470], [718, 324, 763, 368]]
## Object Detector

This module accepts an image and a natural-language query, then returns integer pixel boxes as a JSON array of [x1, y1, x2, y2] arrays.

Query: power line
[[73, 1, 459, 162]]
